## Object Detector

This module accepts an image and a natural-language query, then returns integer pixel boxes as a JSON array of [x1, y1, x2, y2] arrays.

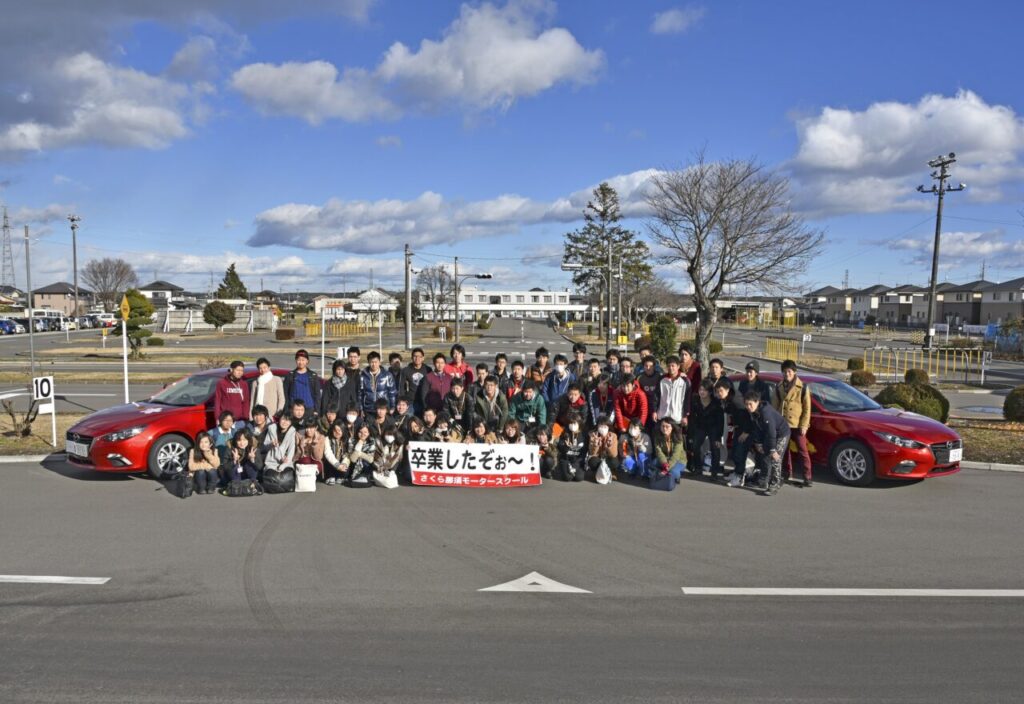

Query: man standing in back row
[[283, 349, 321, 417], [772, 359, 813, 487]]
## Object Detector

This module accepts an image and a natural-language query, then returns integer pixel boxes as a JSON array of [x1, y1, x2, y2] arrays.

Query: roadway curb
[[0, 453, 56, 464], [961, 460, 1024, 473]]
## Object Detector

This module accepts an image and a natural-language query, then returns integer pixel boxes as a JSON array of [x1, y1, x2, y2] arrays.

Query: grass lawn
[[0, 412, 85, 455], [950, 421, 1024, 465], [0, 371, 181, 384]]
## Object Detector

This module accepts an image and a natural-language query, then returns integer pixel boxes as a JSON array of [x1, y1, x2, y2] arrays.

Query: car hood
[[850, 407, 958, 442], [68, 401, 193, 437]]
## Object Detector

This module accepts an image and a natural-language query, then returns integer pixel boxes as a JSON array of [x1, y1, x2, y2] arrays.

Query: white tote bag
[[294, 463, 318, 493], [595, 460, 612, 485], [373, 470, 399, 489]]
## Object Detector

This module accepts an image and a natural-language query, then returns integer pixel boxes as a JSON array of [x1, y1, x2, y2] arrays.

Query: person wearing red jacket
[[214, 361, 251, 427], [612, 373, 648, 432]]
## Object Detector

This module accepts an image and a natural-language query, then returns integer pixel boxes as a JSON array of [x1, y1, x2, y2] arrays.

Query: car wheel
[[830, 440, 875, 487], [147, 434, 192, 479]]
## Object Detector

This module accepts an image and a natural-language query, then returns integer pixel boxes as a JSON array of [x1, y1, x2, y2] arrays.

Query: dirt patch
[[0, 412, 86, 455], [948, 420, 1024, 464]]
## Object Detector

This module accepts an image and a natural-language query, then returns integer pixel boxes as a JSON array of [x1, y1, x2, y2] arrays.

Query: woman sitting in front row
[[188, 431, 221, 494], [221, 430, 259, 484]]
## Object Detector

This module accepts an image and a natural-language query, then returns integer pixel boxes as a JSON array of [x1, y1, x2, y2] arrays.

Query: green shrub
[[847, 357, 865, 370], [943, 337, 982, 349], [1003, 386, 1024, 422], [587, 324, 593, 336], [432, 325, 454, 339], [683, 338, 724, 355], [203, 300, 236, 330], [849, 370, 876, 387], [874, 383, 949, 423], [904, 368, 929, 385], [146, 336, 165, 347], [476, 315, 491, 330], [275, 328, 295, 341], [649, 317, 679, 360]]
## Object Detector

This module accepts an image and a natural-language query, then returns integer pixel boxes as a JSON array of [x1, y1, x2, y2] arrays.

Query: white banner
[[408, 441, 541, 487]]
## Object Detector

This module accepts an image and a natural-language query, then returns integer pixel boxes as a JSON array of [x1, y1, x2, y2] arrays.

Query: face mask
[[555, 364, 566, 375], [568, 423, 579, 433], [629, 427, 641, 438], [598, 426, 609, 436], [385, 435, 395, 444], [346, 414, 358, 423]]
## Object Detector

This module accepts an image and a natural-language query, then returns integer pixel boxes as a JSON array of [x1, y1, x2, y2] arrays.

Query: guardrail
[[764, 337, 799, 361], [862, 347, 985, 379]]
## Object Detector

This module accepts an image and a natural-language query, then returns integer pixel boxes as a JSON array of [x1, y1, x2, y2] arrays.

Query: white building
[[421, 287, 587, 321], [351, 288, 398, 324], [313, 295, 356, 318]]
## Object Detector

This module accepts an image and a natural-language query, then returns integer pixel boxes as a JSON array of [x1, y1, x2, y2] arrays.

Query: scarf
[[255, 371, 274, 406], [332, 373, 346, 390]]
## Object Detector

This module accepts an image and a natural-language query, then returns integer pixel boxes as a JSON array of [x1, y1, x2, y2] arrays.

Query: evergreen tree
[[203, 301, 236, 332], [110, 288, 154, 359], [216, 263, 248, 299], [562, 183, 653, 341]]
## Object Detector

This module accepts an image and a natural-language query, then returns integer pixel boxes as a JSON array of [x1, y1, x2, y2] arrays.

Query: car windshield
[[809, 380, 881, 413], [148, 374, 219, 407]]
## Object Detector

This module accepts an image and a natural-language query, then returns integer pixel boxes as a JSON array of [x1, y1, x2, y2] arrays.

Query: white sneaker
[[728, 474, 742, 488], [325, 477, 336, 485]]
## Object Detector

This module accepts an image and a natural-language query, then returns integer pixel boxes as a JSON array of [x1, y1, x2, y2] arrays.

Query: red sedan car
[[736, 372, 961, 486], [65, 367, 286, 478]]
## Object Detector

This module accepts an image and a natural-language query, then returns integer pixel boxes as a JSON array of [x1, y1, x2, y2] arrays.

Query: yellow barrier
[[304, 321, 363, 338], [764, 337, 799, 362], [862, 347, 984, 378]]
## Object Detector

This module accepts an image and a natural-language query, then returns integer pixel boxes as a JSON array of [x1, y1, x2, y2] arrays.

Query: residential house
[[32, 281, 94, 316], [979, 277, 1024, 324], [850, 285, 890, 321], [940, 280, 992, 327], [877, 285, 926, 326], [824, 288, 856, 322], [804, 285, 839, 321], [138, 280, 185, 309]]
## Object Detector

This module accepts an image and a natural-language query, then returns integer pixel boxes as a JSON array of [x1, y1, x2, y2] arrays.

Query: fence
[[303, 321, 365, 338], [862, 347, 985, 379], [764, 337, 799, 362], [155, 309, 277, 333]]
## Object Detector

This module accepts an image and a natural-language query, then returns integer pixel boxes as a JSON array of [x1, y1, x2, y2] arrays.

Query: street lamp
[[453, 255, 492, 342]]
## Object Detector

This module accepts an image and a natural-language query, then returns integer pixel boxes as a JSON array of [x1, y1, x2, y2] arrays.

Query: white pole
[[320, 307, 326, 378], [50, 391, 57, 448], [378, 309, 383, 356], [121, 319, 129, 403]]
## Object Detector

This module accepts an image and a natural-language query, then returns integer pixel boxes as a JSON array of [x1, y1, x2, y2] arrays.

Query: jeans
[[688, 427, 722, 475], [539, 455, 557, 478], [558, 457, 585, 482], [731, 433, 753, 475], [621, 452, 649, 477], [193, 469, 218, 493]]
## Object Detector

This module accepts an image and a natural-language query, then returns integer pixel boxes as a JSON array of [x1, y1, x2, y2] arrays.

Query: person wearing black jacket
[[320, 359, 358, 420], [688, 379, 725, 479], [399, 348, 428, 414], [713, 378, 753, 487], [738, 360, 771, 404], [283, 349, 322, 412], [443, 377, 472, 434], [746, 391, 790, 496]]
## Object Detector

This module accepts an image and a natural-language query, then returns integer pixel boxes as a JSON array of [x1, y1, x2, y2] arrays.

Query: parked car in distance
[[96, 313, 116, 327], [0, 319, 15, 334], [732, 372, 961, 486], [65, 367, 287, 478]]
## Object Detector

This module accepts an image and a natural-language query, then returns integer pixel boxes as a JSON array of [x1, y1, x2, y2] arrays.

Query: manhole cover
[[960, 406, 1003, 414]]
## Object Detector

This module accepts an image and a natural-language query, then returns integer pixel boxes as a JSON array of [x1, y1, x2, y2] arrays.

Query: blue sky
[[1, 0, 1022, 297]]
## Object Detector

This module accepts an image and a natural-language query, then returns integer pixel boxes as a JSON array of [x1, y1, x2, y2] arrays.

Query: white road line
[[0, 575, 110, 585], [682, 587, 1024, 597]]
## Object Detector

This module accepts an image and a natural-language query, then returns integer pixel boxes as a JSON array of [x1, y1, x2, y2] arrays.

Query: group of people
[[191, 340, 813, 496]]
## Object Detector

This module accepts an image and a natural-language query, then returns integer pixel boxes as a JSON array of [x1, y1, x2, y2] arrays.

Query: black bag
[[168, 471, 194, 499], [261, 467, 295, 494], [226, 479, 263, 497], [346, 465, 373, 488]]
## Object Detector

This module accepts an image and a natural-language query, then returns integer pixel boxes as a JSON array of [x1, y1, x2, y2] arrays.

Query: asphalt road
[[0, 459, 1021, 703]]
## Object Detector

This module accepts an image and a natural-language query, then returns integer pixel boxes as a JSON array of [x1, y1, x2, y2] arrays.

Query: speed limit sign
[[32, 375, 54, 403]]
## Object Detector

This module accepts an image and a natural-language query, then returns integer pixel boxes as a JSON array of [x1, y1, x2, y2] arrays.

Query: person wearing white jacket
[[657, 355, 690, 429], [263, 413, 297, 472]]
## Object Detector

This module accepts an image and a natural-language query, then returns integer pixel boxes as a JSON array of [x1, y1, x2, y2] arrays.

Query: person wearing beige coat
[[250, 358, 286, 419], [771, 360, 813, 486]]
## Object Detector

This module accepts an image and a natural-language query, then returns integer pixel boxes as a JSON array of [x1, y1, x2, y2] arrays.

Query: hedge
[[874, 383, 949, 423], [847, 357, 865, 370], [146, 336, 165, 347], [1004, 386, 1024, 422], [849, 370, 876, 387], [275, 328, 295, 341], [433, 325, 454, 339], [904, 368, 930, 385]]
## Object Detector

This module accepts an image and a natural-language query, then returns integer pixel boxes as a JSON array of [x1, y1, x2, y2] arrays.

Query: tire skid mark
[[243, 495, 303, 630]]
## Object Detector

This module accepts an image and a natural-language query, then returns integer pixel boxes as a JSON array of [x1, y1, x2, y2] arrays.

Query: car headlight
[[872, 431, 926, 449], [103, 426, 147, 442]]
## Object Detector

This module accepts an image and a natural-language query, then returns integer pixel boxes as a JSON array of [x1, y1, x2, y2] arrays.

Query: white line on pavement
[[0, 575, 110, 585], [682, 587, 1024, 597]]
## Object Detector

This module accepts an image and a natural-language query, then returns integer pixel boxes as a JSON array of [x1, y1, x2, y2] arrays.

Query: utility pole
[[917, 153, 966, 351], [616, 258, 623, 346], [1, 207, 15, 289], [454, 256, 460, 343], [24, 226, 36, 377], [606, 237, 612, 351], [68, 214, 81, 322], [404, 243, 413, 350], [842, 269, 849, 290]]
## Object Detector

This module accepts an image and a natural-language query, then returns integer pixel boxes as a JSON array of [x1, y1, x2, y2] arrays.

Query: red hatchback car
[[737, 372, 961, 486], [65, 367, 286, 478]]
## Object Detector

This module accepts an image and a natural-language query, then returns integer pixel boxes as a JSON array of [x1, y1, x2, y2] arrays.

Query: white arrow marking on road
[[0, 575, 110, 585], [682, 587, 1024, 597], [479, 571, 591, 593]]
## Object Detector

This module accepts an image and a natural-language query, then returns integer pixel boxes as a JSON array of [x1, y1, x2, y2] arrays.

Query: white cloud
[[790, 90, 1024, 216], [166, 35, 219, 81], [326, 256, 405, 278], [0, 53, 191, 153], [247, 168, 663, 254], [10, 203, 76, 225], [650, 7, 706, 35], [375, 134, 402, 148], [231, 0, 604, 123], [885, 229, 1024, 270]]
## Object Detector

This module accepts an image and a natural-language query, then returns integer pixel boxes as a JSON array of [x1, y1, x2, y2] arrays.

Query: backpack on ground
[[262, 467, 296, 494], [167, 471, 193, 499], [649, 471, 677, 492], [226, 479, 263, 497]]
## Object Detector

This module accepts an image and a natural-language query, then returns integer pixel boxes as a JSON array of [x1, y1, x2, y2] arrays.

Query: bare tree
[[626, 276, 677, 329], [81, 258, 138, 311], [416, 265, 454, 322], [646, 152, 825, 363]]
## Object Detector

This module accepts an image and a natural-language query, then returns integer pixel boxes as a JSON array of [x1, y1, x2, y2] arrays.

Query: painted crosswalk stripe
[[0, 575, 110, 585], [682, 587, 1024, 597]]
